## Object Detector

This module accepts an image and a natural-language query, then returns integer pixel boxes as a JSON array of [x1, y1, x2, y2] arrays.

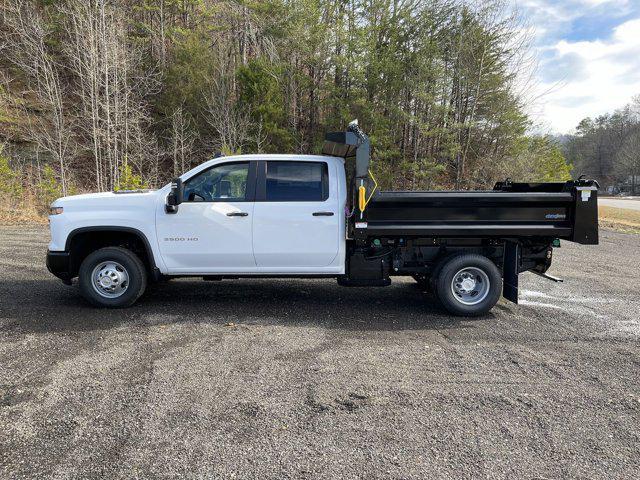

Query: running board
[[531, 271, 564, 282]]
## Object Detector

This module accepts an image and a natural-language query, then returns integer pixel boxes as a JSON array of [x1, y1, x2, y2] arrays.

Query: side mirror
[[166, 178, 183, 213]]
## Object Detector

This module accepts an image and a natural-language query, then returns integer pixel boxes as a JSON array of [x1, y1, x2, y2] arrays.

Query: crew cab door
[[252, 160, 340, 269], [156, 161, 257, 273]]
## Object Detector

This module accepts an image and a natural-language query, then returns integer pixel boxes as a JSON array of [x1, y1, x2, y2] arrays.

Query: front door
[[156, 161, 257, 273], [252, 160, 340, 269]]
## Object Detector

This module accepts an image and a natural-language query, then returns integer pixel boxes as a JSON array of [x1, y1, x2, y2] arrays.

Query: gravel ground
[[1, 225, 639, 479]]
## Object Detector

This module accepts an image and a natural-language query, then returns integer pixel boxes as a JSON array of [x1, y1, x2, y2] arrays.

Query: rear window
[[265, 161, 329, 201]]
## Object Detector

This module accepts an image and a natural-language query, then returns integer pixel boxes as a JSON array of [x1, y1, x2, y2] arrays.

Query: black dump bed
[[322, 124, 599, 245], [364, 180, 599, 245]]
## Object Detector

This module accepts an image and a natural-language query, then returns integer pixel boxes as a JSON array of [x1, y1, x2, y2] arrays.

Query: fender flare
[[65, 226, 160, 277]]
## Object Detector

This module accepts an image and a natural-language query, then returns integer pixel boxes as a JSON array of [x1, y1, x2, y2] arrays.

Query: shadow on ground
[[0, 277, 492, 334]]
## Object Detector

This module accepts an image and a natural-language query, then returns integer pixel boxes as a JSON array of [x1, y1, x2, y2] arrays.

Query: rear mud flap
[[503, 241, 520, 304]]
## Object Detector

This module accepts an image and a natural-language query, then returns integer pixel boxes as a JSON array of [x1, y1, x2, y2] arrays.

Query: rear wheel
[[78, 247, 147, 308], [435, 254, 501, 316], [429, 253, 458, 294]]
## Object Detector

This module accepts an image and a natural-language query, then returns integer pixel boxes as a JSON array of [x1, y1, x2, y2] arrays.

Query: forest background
[[0, 0, 636, 220]]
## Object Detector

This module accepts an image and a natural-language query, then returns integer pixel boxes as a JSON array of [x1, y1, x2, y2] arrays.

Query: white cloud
[[510, 0, 640, 132], [533, 17, 640, 133]]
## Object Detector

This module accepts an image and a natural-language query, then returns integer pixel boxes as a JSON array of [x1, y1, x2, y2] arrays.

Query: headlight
[[50, 207, 64, 215]]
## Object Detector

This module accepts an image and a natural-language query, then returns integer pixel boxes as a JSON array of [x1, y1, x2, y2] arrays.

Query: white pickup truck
[[47, 124, 599, 316]]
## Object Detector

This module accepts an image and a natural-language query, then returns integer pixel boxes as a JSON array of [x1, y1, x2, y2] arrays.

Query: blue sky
[[513, 0, 640, 133]]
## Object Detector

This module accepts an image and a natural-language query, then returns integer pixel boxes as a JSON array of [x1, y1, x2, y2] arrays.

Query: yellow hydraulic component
[[358, 170, 379, 212], [358, 185, 366, 211]]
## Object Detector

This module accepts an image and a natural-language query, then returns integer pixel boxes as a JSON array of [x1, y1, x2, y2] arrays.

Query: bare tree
[[2, 0, 73, 195], [616, 128, 640, 195], [170, 105, 196, 175], [63, 0, 158, 190], [204, 64, 252, 154]]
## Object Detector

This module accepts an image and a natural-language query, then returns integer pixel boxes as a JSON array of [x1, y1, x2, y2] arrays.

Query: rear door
[[252, 160, 340, 269]]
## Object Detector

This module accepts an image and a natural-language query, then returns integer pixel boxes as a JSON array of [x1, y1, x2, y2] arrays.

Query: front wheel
[[435, 254, 501, 316], [78, 247, 147, 308]]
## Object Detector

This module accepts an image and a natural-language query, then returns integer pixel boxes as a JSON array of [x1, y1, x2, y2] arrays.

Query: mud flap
[[503, 241, 520, 304]]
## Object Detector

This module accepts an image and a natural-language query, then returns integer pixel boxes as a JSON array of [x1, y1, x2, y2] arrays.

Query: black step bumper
[[46, 251, 73, 284]]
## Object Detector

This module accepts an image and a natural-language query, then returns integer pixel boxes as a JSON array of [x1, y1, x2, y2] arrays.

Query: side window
[[265, 161, 329, 201], [183, 162, 249, 202]]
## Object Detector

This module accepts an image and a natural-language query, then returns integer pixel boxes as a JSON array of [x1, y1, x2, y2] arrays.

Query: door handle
[[227, 212, 249, 217], [312, 211, 334, 216]]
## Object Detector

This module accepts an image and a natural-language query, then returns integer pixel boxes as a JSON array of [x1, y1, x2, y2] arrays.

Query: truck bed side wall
[[360, 181, 599, 245]]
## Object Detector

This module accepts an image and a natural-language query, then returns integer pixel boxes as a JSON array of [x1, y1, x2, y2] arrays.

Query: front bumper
[[46, 251, 73, 284]]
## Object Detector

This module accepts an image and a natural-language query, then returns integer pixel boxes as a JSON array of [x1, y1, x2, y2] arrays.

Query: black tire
[[78, 247, 147, 308], [435, 254, 501, 316], [429, 253, 459, 295]]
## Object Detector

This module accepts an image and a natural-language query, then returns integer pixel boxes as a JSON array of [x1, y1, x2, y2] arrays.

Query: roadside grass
[[0, 192, 49, 225], [599, 205, 640, 234], [0, 207, 47, 225]]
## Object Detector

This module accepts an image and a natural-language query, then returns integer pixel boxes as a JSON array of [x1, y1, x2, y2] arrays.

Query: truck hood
[[52, 190, 160, 210]]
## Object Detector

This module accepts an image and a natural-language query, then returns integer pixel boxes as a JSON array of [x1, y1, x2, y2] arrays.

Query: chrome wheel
[[91, 261, 130, 299], [450, 267, 490, 306]]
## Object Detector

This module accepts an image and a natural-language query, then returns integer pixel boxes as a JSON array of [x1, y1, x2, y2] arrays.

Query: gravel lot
[[1, 225, 639, 479]]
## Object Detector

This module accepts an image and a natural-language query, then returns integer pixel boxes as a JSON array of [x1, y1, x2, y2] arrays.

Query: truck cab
[[156, 155, 347, 275], [47, 123, 599, 316]]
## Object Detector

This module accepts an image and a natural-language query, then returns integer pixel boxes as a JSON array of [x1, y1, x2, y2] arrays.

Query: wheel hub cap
[[451, 267, 490, 306], [460, 277, 476, 292], [91, 261, 130, 299]]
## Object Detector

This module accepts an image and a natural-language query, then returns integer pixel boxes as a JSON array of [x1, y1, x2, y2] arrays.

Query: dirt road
[[600, 197, 640, 211], [1, 225, 639, 479]]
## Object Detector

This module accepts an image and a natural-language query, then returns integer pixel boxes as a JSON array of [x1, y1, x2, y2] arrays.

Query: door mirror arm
[[165, 177, 183, 214]]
